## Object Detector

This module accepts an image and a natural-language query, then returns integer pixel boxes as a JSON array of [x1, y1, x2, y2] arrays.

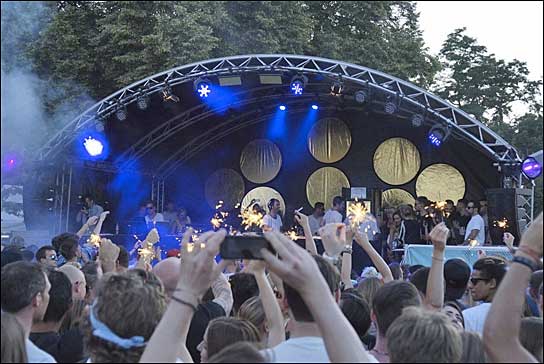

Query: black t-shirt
[[30, 328, 84, 363], [186, 301, 226, 363], [403, 219, 421, 245]]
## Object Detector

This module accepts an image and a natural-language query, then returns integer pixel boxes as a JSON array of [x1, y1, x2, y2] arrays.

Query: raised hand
[[247, 260, 266, 274], [146, 228, 160, 245], [319, 223, 347, 257], [429, 222, 449, 252], [177, 229, 228, 298], [519, 213, 543, 258], [99, 211, 110, 221], [99, 238, 120, 273], [86, 215, 99, 226], [261, 231, 324, 297], [294, 211, 309, 228], [503, 232, 515, 250]]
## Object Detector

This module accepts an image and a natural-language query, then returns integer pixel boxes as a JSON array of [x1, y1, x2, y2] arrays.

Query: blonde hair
[[460, 331, 486, 363], [356, 277, 383, 305], [1, 312, 28, 363], [386, 307, 462, 363], [237, 296, 266, 334]]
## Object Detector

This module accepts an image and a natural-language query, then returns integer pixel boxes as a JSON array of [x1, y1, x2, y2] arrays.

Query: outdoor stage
[[16, 55, 535, 251]]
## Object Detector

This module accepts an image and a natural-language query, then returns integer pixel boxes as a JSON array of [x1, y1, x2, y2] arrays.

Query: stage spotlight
[[355, 90, 368, 104], [115, 106, 127, 121], [194, 77, 212, 98], [136, 95, 150, 110], [521, 156, 542, 179], [428, 126, 447, 147], [411, 113, 424, 127], [162, 87, 180, 103], [279, 105, 287, 111], [330, 81, 344, 97], [290, 75, 307, 96], [83, 136, 104, 157], [384, 96, 397, 114], [311, 104, 319, 110]]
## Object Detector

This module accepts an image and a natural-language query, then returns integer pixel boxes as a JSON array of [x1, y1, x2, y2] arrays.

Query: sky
[[417, 1, 543, 80]]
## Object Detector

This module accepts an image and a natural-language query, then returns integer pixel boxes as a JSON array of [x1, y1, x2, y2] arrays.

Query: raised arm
[[140, 230, 228, 363], [294, 211, 318, 255], [426, 222, 448, 310], [211, 267, 234, 316], [340, 227, 355, 289], [76, 215, 98, 238], [92, 211, 110, 235], [483, 213, 542, 363], [248, 260, 286, 347], [353, 228, 393, 283], [262, 231, 375, 363]]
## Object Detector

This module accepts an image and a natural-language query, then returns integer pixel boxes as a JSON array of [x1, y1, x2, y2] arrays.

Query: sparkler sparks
[[211, 201, 230, 230], [87, 234, 101, 247], [493, 218, 509, 230], [240, 208, 264, 231], [286, 228, 299, 241], [347, 201, 368, 228]]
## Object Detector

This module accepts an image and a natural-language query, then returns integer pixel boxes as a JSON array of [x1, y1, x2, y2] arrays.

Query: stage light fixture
[[330, 81, 344, 97], [83, 136, 104, 157], [194, 77, 212, 98], [521, 156, 542, 179], [311, 104, 319, 110], [355, 90, 368, 104], [115, 106, 127, 121], [384, 96, 397, 114], [279, 105, 287, 111], [162, 87, 180, 103], [411, 113, 424, 127], [290, 75, 307, 96], [428, 126, 448, 147], [136, 95, 150, 110]]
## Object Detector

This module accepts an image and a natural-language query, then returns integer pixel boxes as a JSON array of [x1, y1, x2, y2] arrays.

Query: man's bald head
[[152, 257, 180, 298], [58, 264, 86, 301]]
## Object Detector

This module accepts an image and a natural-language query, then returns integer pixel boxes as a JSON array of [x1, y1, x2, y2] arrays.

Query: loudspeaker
[[486, 188, 532, 245]]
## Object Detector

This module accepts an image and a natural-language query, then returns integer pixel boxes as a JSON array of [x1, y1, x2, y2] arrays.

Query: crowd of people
[[1, 191, 543, 363]]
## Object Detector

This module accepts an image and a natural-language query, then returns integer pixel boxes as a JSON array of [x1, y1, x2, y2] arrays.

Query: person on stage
[[322, 196, 345, 226], [144, 201, 165, 226], [76, 194, 103, 225], [262, 198, 283, 232], [463, 201, 486, 246]]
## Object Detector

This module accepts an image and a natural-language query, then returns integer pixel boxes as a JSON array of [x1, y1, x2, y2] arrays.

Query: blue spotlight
[[311, 104, 319, 110], [279, 105, 287, 111], [290, 75, 307, 96], [428, 126, 446, 147], [521, 156, 542, 179], [83, 136, 104, 157], [194, 78, 212, 98]]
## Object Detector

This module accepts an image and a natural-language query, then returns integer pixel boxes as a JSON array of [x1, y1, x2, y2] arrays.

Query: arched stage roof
[[36, 54, 522, 179]]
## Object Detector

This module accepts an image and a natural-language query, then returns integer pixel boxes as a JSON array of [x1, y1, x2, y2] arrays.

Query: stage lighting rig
[[290, 74, 308, 96], [194, 77, 212, 98], [330, 81, 344, 97], [428, 125, 450, 147], [136, 95, 150, 110], [411, 113, 424, 127], [521, 151, 542, 179], [115, 105, 127, 121], [384, 95, 398, 114], [83, 136, 104, 157], [355, 90, 368, 104], [162, 87, 180, 103]]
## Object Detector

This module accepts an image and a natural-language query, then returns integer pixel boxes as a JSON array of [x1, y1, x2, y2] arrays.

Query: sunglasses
[[470, 278, 490, 285]]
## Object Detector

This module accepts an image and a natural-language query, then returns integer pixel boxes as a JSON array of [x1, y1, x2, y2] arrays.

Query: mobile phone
[[220, 235, 275, 260]]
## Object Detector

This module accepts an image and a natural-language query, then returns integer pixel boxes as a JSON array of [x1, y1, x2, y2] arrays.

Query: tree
[[306, 1, 439, 87], [434, 28, 542, 124]]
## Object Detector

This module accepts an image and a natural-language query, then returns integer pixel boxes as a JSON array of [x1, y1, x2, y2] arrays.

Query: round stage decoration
[[240, 139, 282, 184], [205, 168, 245, 209], [306, 167, 350, 209], [308, 117, 352, 163], [373, 137, 421, 186], [241, 187, 285, 216], [382, 189, 415, 208], [416, 163, 466, 202]]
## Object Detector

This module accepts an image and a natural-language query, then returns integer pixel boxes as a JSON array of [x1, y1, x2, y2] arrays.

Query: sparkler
[[87, 233, 101, 248], [468, 239, 479, 249], [211, 200, 230, 230], [240, 208, 264, 231], [347, 200, 368, 228], [286, 228, 299, 241], [493, 218, 509, 230]]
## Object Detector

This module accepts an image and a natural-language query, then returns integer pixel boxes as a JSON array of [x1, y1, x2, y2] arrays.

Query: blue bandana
[[89, 302, 147, 349]]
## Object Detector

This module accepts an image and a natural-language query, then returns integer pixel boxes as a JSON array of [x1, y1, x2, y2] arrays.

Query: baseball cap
[[444, 258, 471, 300]]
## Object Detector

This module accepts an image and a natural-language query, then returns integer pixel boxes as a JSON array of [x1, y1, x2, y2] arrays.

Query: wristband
[[511, 256, 538, 272], [432, 256, 444, 262], [517, 246, 541, 264], [170, 294, 199, 312]]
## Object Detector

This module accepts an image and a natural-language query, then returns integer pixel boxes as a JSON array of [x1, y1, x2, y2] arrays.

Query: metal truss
[[36, 54, 522, 166]]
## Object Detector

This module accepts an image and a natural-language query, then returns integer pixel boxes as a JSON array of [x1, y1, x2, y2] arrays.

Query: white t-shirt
[[308, 215, 323, 235], [323, 210, 343, 225], [462, 302, 491, 335], [263, 214, 283, 232], [27, 338, 56, 363], [145, 213, 165, 225], [464, 214, 486, 246]]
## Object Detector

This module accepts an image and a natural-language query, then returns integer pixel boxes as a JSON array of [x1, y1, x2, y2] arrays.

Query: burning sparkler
[[493, 218, 509, 230], [87, 233, 101, 248], [240, 208, 264, 231], [347, 200, 368, 228], [211, 200, 230, 230]]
